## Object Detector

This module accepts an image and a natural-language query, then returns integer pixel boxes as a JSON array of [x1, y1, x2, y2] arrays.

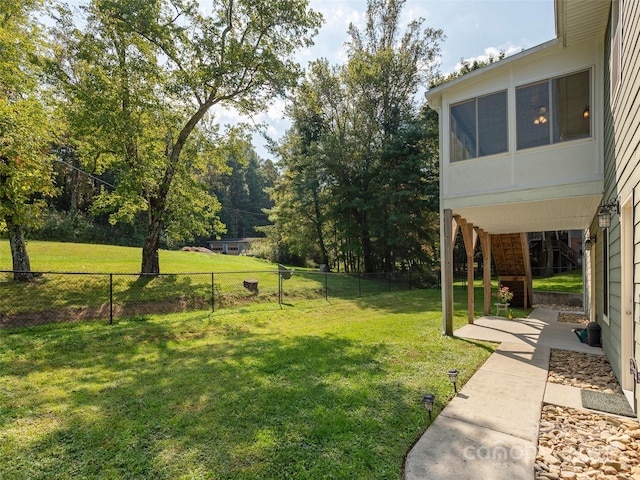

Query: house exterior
[[206, 237, 259, 255], [426, 0, 639, 415]]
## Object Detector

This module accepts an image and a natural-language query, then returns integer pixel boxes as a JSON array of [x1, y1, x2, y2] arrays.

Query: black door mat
[[581, 389, 635, 417]]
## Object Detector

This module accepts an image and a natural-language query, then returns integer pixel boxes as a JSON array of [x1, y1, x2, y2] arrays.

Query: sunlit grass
[[0, 291, 494, 479], [0, 240, 275, 273], [453, 268, 583, 298], [532, 269, 583, 293]]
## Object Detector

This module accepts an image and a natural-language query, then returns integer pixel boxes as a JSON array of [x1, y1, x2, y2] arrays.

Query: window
[[516, 70, 591, 150], [516, 81, 549, 150], [450, 91, 507, 162], [610, 0, 622, 98]]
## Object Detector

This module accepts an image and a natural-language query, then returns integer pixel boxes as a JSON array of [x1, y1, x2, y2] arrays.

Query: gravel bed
[[548, 349, 622, 395], [534, 304, 585, 312], [557, 313, 590, 325], [536, 404, 640, 479], [536, 346, 640, 479]]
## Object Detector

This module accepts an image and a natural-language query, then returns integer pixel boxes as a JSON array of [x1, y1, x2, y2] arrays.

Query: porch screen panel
[[516, 81, 550, 150], [478, 91, 507, 156], [552, 70, 591, 143], [450, 99, 476, 161]]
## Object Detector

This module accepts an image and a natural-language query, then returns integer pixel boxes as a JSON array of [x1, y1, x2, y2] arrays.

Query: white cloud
[[266, 98, 287, 121], [453, 44, 523, 73], [300, 1, 365, 65]]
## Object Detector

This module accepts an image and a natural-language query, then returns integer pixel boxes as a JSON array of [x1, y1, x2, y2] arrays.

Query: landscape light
[[422, 393, 435, 420], [447, 368, 459, 393]]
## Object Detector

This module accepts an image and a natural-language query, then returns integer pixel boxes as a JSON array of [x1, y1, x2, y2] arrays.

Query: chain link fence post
[[211, 272, 215, 312], [109, 273, 113, 325], [325, 273, 328, 300]]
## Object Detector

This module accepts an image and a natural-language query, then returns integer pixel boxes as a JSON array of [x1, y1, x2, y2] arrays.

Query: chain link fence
[[0, 269, 421, 328]]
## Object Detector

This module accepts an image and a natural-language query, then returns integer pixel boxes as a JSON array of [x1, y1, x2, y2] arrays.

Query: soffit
[[451, 195, 602, 235], [557, 0, 610, 46]]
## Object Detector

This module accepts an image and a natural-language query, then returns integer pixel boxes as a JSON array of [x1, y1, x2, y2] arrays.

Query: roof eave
[[426, 38, 563, 105]]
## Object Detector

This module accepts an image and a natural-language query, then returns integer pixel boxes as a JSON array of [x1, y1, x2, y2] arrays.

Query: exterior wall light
[[422, 393, 435, 420], [584, 234, 596, 251], [447, 368, 459, 393], [598, 198, 620, 229]]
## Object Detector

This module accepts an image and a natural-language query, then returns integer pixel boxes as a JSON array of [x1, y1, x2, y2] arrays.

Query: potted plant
[[497, 285, 514, 304], [495, 285, 514, 316]]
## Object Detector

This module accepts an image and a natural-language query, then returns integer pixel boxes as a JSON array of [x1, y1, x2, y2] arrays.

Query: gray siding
[[599, 5, 619, 378], [603, 0, 640, 409]]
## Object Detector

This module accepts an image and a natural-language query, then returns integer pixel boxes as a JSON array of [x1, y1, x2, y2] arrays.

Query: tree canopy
[[0, 0, 58, 280], [51, 0, 322, 274], [2, 0, 451, 281], [272, 0, 442, 274]]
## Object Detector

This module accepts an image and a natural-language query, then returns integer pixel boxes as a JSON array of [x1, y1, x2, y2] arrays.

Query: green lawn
[[1, 240, 582, 477], [0, 242, 415, 324], [532, 269, 583, 293], [454, 268, 584, 294], [0, 290, 495, 479], [0, 240, 276, 273]]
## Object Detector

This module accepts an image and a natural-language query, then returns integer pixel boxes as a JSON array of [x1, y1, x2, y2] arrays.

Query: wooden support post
[[478, 229, 492, 316], [442, 209, 455, 336], [459, 218, 478, 324]]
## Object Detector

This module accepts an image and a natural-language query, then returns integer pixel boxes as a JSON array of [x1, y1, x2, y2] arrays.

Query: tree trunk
[[138, 101, 212, 276], [312, 189, 330, 268], [361, 226, 375, 273], [70, 165, 79, 214], [8, 219, 36, 281], [140, 200, 163, 276]]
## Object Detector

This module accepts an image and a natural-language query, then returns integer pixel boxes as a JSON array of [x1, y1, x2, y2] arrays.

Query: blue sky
[[228, 0, 557, 159]]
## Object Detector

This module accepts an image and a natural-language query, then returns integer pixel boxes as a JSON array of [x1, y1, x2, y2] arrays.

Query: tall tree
[[53, 0, 321, 274], [272, 61, 340, 266], [343, 0, 442, 272], [0, 0, 57, 280], [275, 0, 442, 272]]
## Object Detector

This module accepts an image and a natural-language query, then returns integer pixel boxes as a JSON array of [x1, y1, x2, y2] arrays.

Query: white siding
[[436, 38, 604, 209]]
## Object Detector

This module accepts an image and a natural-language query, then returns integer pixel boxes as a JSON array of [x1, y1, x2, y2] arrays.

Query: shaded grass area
[[0, 290, 494, 480]]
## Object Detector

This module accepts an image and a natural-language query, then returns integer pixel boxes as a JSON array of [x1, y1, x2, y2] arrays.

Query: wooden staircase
[[491, 233, 533, 308]]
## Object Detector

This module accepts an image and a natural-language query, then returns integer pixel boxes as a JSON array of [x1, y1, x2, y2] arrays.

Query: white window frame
[[603, 228, 610, 326], [515, 69, 592, 151], [610, 0, 623, 105], [449, 90, 508, 163]]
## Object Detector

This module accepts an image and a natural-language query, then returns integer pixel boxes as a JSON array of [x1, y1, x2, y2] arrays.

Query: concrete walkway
[[404, 309, 603, 480]]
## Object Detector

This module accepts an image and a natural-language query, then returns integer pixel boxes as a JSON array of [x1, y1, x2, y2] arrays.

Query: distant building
[[206, 238, 260, 255]]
